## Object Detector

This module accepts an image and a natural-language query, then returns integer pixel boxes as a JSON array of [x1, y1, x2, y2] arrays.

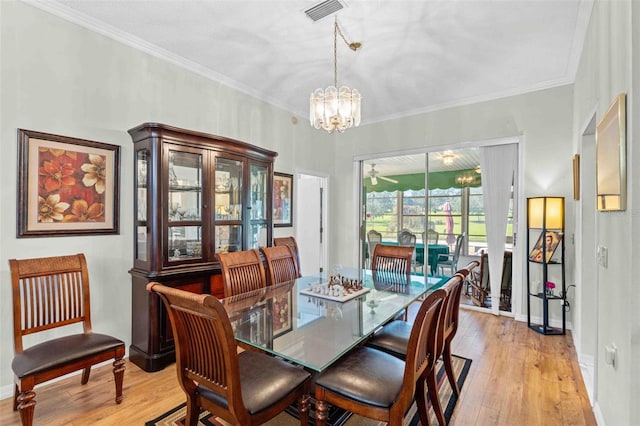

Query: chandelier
[[310, 17, 361, 133], [442, 151, 455, 166]]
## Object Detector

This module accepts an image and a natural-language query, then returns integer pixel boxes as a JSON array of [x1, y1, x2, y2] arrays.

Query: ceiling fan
[[367, 164, 399, 185]]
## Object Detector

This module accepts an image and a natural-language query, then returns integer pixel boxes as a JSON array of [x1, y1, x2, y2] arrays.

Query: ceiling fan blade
[[379, 175, 398, 184]]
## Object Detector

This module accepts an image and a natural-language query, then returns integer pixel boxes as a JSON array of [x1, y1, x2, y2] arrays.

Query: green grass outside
[[365, 214, 513, 245]]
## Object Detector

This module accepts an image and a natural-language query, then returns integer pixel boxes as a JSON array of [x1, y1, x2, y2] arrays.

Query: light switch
[[605, 343, 617, 368], [597, 246, 608, 268]]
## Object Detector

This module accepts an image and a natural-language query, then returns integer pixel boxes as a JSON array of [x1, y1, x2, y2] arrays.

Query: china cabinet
[[129, 122, 277, 371], [526, 197, 566, 335]]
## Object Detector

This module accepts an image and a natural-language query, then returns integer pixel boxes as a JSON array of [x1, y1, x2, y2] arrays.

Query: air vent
[[304, 0, 346, 22]]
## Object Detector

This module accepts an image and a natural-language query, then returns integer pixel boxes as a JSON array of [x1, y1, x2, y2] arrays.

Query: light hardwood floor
[[0, 309, 596, 425]]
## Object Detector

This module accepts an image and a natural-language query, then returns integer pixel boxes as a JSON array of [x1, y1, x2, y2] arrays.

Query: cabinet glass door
[[248, 163, 269, 249], [250, 164, 268, 220], [135, 149, 148, 261], [215, 157, 243, 253], [167, 149, 203, 262]]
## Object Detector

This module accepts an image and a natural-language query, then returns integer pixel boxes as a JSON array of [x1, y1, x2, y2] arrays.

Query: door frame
[[294, 169, 329, 276], [354, 135, 522, 317]]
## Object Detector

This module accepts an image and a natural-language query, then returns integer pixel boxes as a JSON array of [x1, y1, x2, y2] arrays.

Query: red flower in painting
[[39, 157, 76, 192], [62, 199, 104, 222]]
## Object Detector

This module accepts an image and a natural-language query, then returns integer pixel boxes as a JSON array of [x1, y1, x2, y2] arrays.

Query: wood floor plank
[[0, 309, 597, 426]]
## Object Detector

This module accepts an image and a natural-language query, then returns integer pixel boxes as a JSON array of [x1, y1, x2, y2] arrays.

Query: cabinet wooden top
[[128, 122, 278, 160]]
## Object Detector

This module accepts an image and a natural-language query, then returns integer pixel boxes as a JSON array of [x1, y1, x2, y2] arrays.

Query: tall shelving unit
[[526, 197, 566, 335]]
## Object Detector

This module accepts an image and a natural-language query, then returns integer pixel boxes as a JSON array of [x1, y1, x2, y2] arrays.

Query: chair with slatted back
[[366, 274, 464, 426], [371, 244, 413, 275], [371, 244, 414, 320], [216, 249, 267, 297], [147, 282, 311, 426], [314, 289, 446, 426], [440, 261, 478, 399], [261, 245, 300, 285], [273, 236, 301, 274], [8, 254, 125, 426]]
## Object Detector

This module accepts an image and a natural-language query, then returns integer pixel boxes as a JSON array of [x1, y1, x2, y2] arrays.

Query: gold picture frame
[[595, 93, 626, 211], [572, 154, 580, 200]]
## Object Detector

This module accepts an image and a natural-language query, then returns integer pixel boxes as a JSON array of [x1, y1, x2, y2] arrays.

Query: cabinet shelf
[[529, 292, 564, 300]]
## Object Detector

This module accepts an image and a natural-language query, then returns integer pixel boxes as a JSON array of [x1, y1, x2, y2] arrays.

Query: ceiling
[[32, 0, 592, 126], [364, 147, 480, 178]]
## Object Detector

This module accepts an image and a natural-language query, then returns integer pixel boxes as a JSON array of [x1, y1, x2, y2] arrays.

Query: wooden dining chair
[[261, 245, 300, 285], [366, 274, 465, 425], [314, 289, 446, 426], [273, 236, 301, 273], [8, 254, 125, 426], [216, 249, 267, 297], [441, 261, 477, 399], [147, 282, 311, 426], [371, 244, 414, 318], [371, 244, 414, 275]]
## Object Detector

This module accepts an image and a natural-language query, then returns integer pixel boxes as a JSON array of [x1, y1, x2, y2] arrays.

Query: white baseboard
[[593, 401, 605, 425], [578, 353, 595, 404]]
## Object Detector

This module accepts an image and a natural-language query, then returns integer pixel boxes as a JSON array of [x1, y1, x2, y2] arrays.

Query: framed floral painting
[[273, 172, 293, 227], [17, 129, 120, 237]]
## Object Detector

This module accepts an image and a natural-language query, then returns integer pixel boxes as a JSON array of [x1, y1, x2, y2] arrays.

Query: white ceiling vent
[[304, 0, 347, 22]]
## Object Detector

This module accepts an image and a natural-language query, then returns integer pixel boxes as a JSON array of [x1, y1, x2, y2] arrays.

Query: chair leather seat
[[12, 333, 124, 378], [366, 320, 411, 359], [198, 350, 311, 415], [315, 346, 404, 408]]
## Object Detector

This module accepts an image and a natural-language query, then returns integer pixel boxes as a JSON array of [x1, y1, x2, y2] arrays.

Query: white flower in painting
[[38, 194, 70, 222], [81, 154, 107, 194]]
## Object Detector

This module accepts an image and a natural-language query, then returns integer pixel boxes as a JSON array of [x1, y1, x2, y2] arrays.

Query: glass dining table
[[221, 269, 444, 372]]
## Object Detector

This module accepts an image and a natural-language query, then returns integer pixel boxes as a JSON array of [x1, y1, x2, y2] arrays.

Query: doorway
[[294, 172, 328, 276], [359, 140, 519, 315]]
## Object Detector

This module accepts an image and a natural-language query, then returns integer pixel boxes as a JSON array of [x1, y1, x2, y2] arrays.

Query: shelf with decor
[[526, 196, 566, 335], [129, 122, 277, 371]]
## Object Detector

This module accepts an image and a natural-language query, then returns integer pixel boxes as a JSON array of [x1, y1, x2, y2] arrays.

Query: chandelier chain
[[333, 19, 338, 87], [333, 17, 356, 87]]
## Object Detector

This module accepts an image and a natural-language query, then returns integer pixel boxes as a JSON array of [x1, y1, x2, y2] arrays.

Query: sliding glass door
[[360, 146, 516, 313]]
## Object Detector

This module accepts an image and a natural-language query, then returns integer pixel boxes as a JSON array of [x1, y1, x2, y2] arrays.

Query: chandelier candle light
[[310, 17, 361, 133]]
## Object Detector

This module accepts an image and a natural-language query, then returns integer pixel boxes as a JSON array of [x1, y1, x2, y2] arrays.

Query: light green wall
[[573, 1, 638, 424], [0, 0, 331, 394], [1, 1, 637, 423]]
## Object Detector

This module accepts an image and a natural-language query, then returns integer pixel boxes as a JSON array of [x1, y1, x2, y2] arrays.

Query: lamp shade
[[527, 197, 564, 229]]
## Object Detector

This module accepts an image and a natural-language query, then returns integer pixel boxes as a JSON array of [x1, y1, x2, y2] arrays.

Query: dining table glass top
[[221, 269, 444, 372]]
